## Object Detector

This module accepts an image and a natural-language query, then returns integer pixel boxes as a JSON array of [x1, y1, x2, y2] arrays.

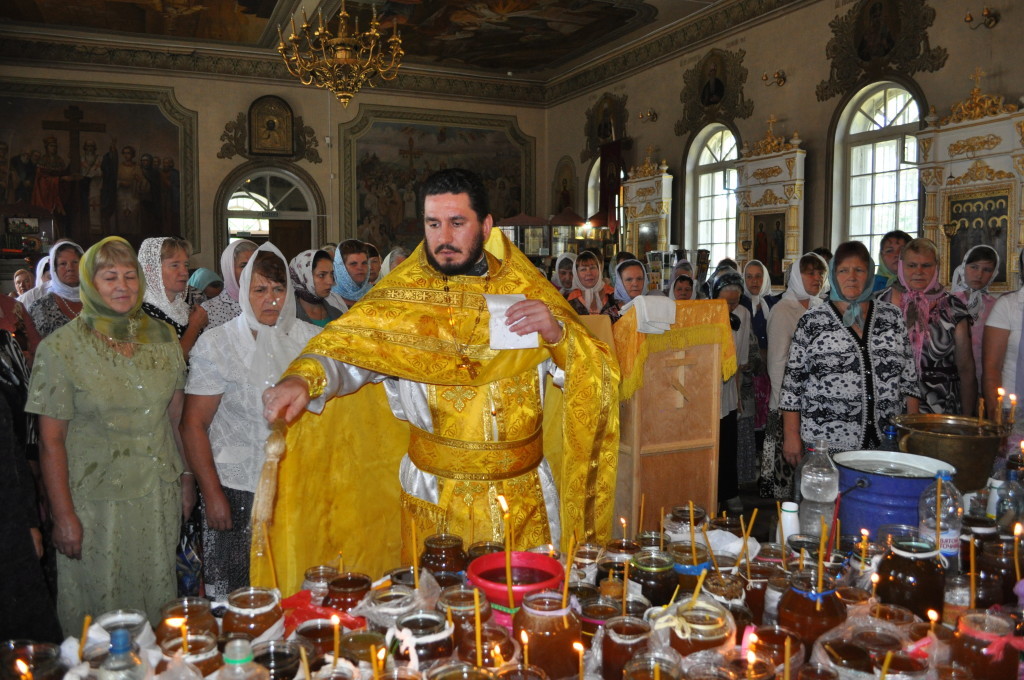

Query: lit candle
[[860, 529, 869, 573], [331, 614, 341, 668], [620, 516, 627, 541], [164, 617, 189, 655], [870, 572, 879, 600], [376, 646, 386, 680], [474, 587, 483, 667], [928, 609, 939, 634], [574, 641, 585, 680], [338, 551, 344, 572], [1015, 524, 1022, 582], [498, 495, 514, 609], [520, 631, 530, 667], [998, 387, 1005, 424], [15, 659, 31, 680], [746, 651, 757, 680], [1011, 394, 1018, 424], [783, 636, 791, 680]]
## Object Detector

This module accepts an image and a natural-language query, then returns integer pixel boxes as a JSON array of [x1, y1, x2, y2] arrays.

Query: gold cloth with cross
[[250, 229, 619, 588]]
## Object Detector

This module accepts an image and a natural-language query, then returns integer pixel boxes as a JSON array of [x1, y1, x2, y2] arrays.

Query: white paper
[[486, 293, 539, 349]]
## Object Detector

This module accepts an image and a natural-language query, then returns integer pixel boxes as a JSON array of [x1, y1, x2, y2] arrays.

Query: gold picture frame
[[249, 95, 294, 156]]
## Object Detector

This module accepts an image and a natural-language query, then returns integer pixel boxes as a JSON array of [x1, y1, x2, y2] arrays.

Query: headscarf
[[671, 274, 695, 301], [782, 252, 829, 308], [711, 269, 744, 299], [828, 253, 876, 328], [188, 267, 222, 293], [289, 249, 330, 304], [238, 242, 302, 390], [139, 237, 190, 326], [875, 255, 898, 286], [332, 247, 373, 303], [609, 252, 636, 290], [571, 257, 606, 313], [742, 259, 775, 319], [950, 244, 1000, 322], [549, 252, 577, 293], [47, 241, 83, 302], [895, 255, 947, 375], [220, 239, 258, 302], [613, 259, 649, 303], [79, 236, 176, 344], [33, 256, 49, 287], [380, 247, 410, 279]]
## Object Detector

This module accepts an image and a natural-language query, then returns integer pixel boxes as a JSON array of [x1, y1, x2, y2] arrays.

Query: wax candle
[[574, 641, 584, 680], [521, 631, 529, 667], [331, 614, 340, 668]]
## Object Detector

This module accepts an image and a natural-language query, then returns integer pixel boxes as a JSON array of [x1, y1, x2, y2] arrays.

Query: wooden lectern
[[612, 301, 736, 532]]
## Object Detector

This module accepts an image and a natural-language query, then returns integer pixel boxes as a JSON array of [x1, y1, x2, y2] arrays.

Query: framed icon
[[249, 95, 294, 156]]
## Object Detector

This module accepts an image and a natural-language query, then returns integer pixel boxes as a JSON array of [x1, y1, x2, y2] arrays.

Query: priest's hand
[[263, 376, 311, 423], [506, 299, 563, 344]]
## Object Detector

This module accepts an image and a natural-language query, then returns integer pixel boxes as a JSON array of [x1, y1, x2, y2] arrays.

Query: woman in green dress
[[27, 236, 191, 630]]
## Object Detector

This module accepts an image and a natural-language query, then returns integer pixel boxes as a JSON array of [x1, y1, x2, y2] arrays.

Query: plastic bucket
[[466, 551, 562, 628], [835, 450, 954, 539]]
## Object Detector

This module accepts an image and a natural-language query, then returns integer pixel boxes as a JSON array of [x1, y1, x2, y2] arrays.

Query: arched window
[[686, 125, 738, 267], [834, 82, 921, 255]]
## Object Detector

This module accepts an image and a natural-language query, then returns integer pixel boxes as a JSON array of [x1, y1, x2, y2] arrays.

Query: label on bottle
[[919, 522, 959, 557]]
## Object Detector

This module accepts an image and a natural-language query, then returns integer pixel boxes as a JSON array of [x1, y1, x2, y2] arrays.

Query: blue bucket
[[835, 451, 954, 539]]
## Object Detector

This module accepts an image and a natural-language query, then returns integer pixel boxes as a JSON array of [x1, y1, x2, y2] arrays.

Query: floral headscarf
[[289, 249, 331, 304], [139, 237, 190, 326], [828, 253, 876, 328], [895, 250, 946, 376]]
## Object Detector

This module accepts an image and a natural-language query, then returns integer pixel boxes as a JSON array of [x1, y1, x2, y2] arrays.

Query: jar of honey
[[951, 610, 1021, 680], [623, 650, 684, 680], [438, 584, 493, 649], [874, 528, 945, 620], [252, 640, 305, 680], [155, 597, 218, 646], [512, 591, 581, 680], [428, 661, 499, 680], [303, 565, 340, 601], [579, 596, 621, 647], [159, 633, 223, 677], [1, 642, 68, 680], [761, 573, 791, 626], [456, 623, 516, 668], [294, 618, 336, 662], [366, 585, 418, 633], [979, 538, 1018, 605], [749, 625, 803, 672], [776, 570, 846, 656], [666, 541, 712, 593], [422, 534, 469, 575], [628, 550, 677, 606], [722, 649, 776, 680], [660, 597, 734, 657], [222, 587, 283, 640], [601, 616, 650, 680], [742, 564, 782, 625], [394, 610, 455, 666], [324, 572, 373, 612]]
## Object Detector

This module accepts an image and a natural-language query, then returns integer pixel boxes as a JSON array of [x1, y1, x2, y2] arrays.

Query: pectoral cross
[[664, 350, 698, 407]]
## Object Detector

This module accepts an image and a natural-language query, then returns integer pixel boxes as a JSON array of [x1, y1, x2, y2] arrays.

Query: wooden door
[[269, 219, 311, 264]]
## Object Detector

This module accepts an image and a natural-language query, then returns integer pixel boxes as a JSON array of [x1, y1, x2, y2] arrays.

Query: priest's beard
[[426, 231, 486, 276]]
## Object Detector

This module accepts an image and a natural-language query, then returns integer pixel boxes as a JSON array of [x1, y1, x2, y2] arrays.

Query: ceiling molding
[[0, 0, 808, 107]]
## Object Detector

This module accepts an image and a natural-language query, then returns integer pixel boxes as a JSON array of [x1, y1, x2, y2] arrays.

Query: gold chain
[[443, 274, 488, 380]]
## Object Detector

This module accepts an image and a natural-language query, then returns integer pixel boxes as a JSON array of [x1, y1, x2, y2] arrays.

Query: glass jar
[[567, 582, 599, 603], [818, 641, 872, 673], [338, 631, 387, 665], [155, 597, 218, 646], [394, 610, 455, 665], [95, 609, 149, 640], [294, 618, 336, 662], [512, 591, 580, 680], [422, 534, 469, 575], [874, 528, 945, 620], [796, 664, 838, 680], [835, 587, 871, 618], [669, 505, 707, 531], [467, 542, 504, 565], [752, 543, 792, 570], [579, 596, 621, 647], [661, 598, 734, 657], [776, 570, 847, 655], [710, 516, 743, 538], [429, 661, 499, 680], [951, 610, 1020, 680], [0, 642, 68, 680], [389, 566, 417, 588], [366, 584, 418, 633], [303, 565, 340, 600], [866, 603, 916, 626], [629, 550, 677, 606], [979, 539, 1017, 604], [667, 541, 712, 593], [875, 652, 927, 678], [159, 633, 223, 677], [222, 587, 283, 639], [761, 573, 791, 626], [456, 622, 516, 668], [742, 564, 782, 626], [849, 628, 902, 659], [749, 625, 803, 672], [703, 572, 752, 642], [636, 531, 670, 549], [623, 650, 684, 680], [253, 640, 305, 680], [597, 539, 641, 584], [682, 664, 736, 680], [722, 650, 775, 680], [324, 572, 373, 612], [495, 664, 549, 680], [601, 616, 650, 680], [438, 584, 493, 650]]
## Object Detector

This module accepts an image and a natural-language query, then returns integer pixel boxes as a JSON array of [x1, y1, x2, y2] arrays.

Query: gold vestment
[[251, 230, 619, 590]]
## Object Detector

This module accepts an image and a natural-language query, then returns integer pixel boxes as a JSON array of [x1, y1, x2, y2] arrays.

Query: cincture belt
[[408, 425, 543, 482]]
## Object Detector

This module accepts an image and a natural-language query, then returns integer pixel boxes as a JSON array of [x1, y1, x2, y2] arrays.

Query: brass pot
[[892, 414, 1006, 492]]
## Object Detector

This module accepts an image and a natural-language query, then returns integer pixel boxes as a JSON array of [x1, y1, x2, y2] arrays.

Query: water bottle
[[918, 470, 962, 575], [219, 640, 270, 680], [993, 469, 1024, 534], [799, 440, 839, 536], [879, 425, 900, 452], [97, 629, 150, 680]]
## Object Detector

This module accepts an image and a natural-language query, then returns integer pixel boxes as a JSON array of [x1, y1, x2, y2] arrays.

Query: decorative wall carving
[[941, 69, 1018, 125], [581, 93, 629, 163], [815, 0, 947, 102], [752, 166, 782, 182], [674, 48, 753, 138], [946, 159, 1014, 186], [948, 134, 1001, 158]]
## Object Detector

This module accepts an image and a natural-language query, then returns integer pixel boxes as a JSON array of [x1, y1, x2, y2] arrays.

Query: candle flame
[[1012, 394, 1018, 403], [573, 642, 584, 653], [620, 517, 626, 529], [330, 614, 341, 625], [166, 617, 186, 627], [747, 651, 757, 664], [749, 633, 758, 645], [15, 661, 29, 675], [928, 610, 939, 623], [871, 573, 880, 585], [1016, 523, 1022, 538], [497, 495, 509, 514], [377, 647, 386, 662], [521, 630, 528, 645], [999, 387, 1006, 397], [860, 529, 869, 538]]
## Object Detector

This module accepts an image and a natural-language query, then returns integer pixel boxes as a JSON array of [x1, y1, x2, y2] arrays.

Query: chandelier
[[277, 1, 403, 108]]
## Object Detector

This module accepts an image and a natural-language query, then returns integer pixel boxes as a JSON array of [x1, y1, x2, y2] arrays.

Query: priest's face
[[424, 192, 493, 276]]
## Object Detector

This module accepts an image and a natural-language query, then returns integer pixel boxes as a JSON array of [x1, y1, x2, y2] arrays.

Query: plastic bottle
[[219, 639, 270, 680], [918, 470, 963, 575], [993, 469, 1024, 534], [799, 441, 839, 536], [879, 425, 900, 452], [97, 629, 150, 680]]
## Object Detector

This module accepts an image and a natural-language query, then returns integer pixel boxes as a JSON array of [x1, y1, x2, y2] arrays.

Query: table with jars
[[4, 505, 1024, 680]]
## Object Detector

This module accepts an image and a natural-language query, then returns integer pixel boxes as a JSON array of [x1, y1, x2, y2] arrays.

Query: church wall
[[8, 63, 547, 269], [543, 0, 1024, 256]]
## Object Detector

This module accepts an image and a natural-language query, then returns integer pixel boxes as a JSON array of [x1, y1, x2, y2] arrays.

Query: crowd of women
[[1, 228, 1017, 643]]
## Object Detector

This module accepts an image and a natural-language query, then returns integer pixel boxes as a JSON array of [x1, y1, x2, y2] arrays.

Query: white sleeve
[[305, 354, 387, 413], [986, 293, 1015, 330]]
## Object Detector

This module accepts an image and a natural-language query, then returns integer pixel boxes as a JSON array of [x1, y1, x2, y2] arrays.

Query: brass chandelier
[[277, 1, 404, 108]]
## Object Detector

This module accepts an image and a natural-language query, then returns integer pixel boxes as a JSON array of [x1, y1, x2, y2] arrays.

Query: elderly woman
[[18, 256, 50, 309], [12, 269, 33, 297], [29, 241, 84, 338], [203, 239, 257, 330], [188, 268, 224, 300], [712, 270, 751, 513], [181, 244, 319, 598], [26, 236, 188, 630], [760, 253, 827, 499], [877, 238, 975, 415], [873, 230, 913, 292], [139, 237, 208, 357], [366, 242, 382, 284], [290, 249, 343, 327], [781, 241, 919, 463], [566, 250, 615, 316], [329, 239, 372, 311], [549, 252, 577, 295], [671, 275, 695, 301], [952, 245, 1000, 393], [380, 246, 409, 279], [613, 259, 650, 305]]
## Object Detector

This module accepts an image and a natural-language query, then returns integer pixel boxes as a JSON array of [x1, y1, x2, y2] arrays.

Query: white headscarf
[[379, 247, 410, 280], [139, 237, 191, 326], [221, 239, 258, 302], [33, 255, 50, 288], [782, 252, 829, 308], [239, 242, 302, 391], [571, 256, 606, 314], [742, 259, 774, 319], [549, 252, 577, 293], [950, 244, 1000, 322], [47, 241, 83, 302]]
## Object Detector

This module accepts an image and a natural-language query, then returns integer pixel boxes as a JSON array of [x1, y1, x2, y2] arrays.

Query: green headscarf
[[80, 236, 177, 344], [828, 251, 877, 328]]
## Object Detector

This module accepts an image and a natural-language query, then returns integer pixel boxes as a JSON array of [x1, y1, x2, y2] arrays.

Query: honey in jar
[[253, 640, 304, 680], [222, 587, 283, 640], [600, 616, 650, 680], [512, 591, 581, 680], [661, 598, 733, 657], [951, 610, 1020, 680], [749, 625, 803, 671], [394, 610, 455, 665], [628, 550, 677, 606], [978, 539, 1018, 605], [422, 534, 469, 575], [437, 584, 493, 649], [324, 572, 373, 612], [666, 541, 712, 593], [155, 597, 218, 647], [874, 529, 945, 621], [742, 564, 781, 626], [160, 634, 223, 677], [776, 570, 846, 657], [456, 623, 516, 668]]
